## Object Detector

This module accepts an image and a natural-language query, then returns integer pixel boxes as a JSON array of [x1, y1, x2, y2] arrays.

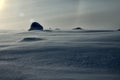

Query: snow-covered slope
[[0, 30, 120, 80]]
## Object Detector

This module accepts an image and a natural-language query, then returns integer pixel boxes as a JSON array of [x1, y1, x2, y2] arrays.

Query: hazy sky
[[0, 0, 120, 30]]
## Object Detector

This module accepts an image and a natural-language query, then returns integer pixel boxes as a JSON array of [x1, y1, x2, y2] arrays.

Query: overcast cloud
[[0, 0, 120, 30]]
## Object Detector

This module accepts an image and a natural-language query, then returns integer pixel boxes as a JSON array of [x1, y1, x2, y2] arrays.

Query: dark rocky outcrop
[[118, 29, 120, 31], [29, 22, 44, 31], [21, 37, 44, 42], [72, 27, 83, 30]]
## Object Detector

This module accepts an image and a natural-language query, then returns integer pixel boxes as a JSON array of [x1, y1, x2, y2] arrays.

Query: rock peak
[[29, 22, 44, 31]]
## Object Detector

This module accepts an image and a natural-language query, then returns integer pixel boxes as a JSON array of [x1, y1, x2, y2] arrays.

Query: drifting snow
[[0, 30, 120, 80]]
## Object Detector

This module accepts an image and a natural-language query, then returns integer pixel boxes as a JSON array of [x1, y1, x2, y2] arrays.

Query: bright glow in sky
[[0, 0, 120, 30], [0, 0, 5, 10]]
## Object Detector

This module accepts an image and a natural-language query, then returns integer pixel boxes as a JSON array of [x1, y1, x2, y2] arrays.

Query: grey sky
[[0, 0, 120, 30]]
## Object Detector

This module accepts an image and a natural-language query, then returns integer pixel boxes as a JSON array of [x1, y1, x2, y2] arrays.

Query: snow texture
[[0, 30, 120, 80]]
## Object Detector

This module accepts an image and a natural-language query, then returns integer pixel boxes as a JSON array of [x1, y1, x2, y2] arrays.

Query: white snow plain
[[0, 30, 120, 80]]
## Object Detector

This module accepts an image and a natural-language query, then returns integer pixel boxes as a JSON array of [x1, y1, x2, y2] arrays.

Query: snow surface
[[0, 30, 120, 80]]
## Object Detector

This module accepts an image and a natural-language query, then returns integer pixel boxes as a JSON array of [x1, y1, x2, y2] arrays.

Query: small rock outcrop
[[72, 27, 83, 30], [118, 29, 120, 31], [21, 37, 44, 42], [29, 22, 44, 31], [55, 28, 60, 30]]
